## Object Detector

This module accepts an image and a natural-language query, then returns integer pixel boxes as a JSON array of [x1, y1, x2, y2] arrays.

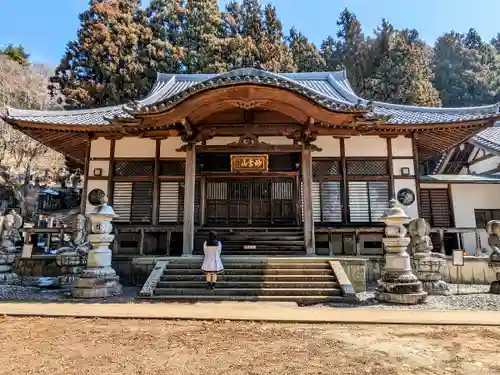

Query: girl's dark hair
[[207, 231, 218, 246]]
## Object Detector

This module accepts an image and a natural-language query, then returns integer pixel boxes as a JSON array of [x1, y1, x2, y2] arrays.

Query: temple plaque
[[231, 154, 269, 172]]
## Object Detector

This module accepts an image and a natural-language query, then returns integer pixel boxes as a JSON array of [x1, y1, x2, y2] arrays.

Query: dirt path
[[0, 317, 499, 375]]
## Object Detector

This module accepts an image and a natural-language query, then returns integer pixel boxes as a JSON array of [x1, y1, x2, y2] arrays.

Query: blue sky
[[1, 0, 500, 66]]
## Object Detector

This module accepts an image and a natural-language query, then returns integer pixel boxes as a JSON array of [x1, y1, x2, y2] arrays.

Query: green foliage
[[51, 2, 500, 109], [0, 44, 30, 66], [288, 27, 325, 72], [49, 0, 154, 108]]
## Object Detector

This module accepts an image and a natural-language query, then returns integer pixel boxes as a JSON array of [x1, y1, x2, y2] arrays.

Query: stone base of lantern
[[72, 267, 122, 298], [376, 272, 427, 304], [414, 254, 450, 296], [489, 265, 500, 294], [0, 254, 18, 285]]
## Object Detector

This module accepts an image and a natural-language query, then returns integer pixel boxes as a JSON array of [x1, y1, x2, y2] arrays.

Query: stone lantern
[[72, 192, 122, 298], [486, 220, 500, 294], [376, 199, 427, 304], [409, 218, 450, 295]]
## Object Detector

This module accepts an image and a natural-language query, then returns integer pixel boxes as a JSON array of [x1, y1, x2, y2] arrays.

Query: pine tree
[[183, 0, 226, 73], [288, 27, 326, 72], [49, 0, 153, 108], [432, 30, 498, 106], [321, 8, 367, 89], [366, 30, 441, 106], [222, 0, 295, 72], [143, 0, 186, 75], [259, 4, 295, 72]]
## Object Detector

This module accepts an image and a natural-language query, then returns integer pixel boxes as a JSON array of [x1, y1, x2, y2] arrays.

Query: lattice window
[[301, 181, 342, 224], [348, 181, 389, 222], [113, 181, 153, 223], [312, 159, 340, 178], [158, 181, 200, 223], [160, 160, 185, 176], [420, 189, 453, 227], [346, 160, 388, 175], [114, 160, 154, 176]]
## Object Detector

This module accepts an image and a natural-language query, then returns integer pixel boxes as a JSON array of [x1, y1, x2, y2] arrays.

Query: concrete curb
[[1, 302, 500, 326]]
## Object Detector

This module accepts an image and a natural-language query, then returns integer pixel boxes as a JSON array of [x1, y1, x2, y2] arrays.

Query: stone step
[[141, 294, 352, 303], [165, 268, 333, 276], [166, 262, 331, 270], [207, 252, 305, 256], [160, 274, 337, 282], [157, 281, 339, 289], [154, 287, 342, 297]]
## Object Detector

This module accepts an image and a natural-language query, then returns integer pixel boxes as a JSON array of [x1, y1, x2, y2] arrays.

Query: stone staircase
[[194, 228, 305, 256], [139, 257, 358, 304]]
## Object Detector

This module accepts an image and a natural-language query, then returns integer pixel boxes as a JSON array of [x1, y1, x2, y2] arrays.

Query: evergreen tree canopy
[[49, 0, 153, 108], [288, 27, 326, 72]]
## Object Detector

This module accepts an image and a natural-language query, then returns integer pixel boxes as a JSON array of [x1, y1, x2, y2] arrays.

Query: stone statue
[[486, 220, 500, 294], [0, 211, 23, 284], [409, 218, 450, 295], [55, 214, 91, 287]]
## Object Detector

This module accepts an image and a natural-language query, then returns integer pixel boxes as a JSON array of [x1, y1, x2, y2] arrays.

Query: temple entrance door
[[206, 177, 297, 226]]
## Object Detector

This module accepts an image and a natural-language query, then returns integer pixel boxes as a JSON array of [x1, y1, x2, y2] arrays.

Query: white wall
[[160, 137, 186, 158], [313, 136, 340, 157], [394, 179, 418, 219], [115, 138, 156, 158], [450, 183, 500, 254], [344, 136, 387, 157], [205, 137, 239, 145], [391, 136, 413, 157], [393, 159, 414, 176], [89, 160, 110, 177], [90, 138, 111, 158]]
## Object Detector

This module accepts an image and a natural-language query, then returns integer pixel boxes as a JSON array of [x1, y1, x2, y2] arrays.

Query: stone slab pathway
[[0, 301, 499, 325]]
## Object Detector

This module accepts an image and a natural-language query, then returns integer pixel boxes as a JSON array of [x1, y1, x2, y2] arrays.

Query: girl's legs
[[205, 272, 211, 289]]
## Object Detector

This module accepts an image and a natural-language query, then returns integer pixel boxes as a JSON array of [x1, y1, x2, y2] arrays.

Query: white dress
[[201, 240, 224, 272]]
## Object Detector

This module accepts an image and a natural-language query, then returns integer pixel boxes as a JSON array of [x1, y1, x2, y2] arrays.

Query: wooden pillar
[[301, 146, 315, 255], [107, 139, 116, 205], [182, 144, 196, 256], [411, 133, 422, 217], [386, 137, 395, 198], [152, 139, 161, 225], [200, 176, 206, 226], [80, 135, 91, 214]]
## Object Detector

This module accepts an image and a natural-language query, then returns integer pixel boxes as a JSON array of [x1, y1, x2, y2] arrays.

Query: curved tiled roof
[[4, 67, 500, 126], [470, 124, 500, 154]]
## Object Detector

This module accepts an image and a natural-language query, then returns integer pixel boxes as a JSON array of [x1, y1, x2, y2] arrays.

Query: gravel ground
[[1, 317, 500, 375], [317, 283, 500, 311]]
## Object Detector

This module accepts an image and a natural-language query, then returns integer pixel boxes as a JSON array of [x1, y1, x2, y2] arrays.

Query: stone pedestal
[[56, 252, 86, 288], [0, 253, 18, 284], [409, 218, 450, 296], [72, 203, 122, 298], [486, 220, 500, 294], [0, 212, 22, 285], [376, 200, 427, 304]]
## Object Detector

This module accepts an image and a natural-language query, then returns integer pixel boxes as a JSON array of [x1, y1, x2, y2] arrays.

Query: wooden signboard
[[230, 154, 269, 172]]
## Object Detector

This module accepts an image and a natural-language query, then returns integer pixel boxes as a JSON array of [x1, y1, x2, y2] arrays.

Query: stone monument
[[376, 199, 427, 304], [0, 211, 23, 284], [72, 191, 122, 298], [55, 214, 91, 287], [409, 218, 450, 295], [486, 220, 500, 294]]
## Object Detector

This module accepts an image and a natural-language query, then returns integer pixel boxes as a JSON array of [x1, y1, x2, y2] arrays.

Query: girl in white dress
[[201, 231, 223, 290]]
